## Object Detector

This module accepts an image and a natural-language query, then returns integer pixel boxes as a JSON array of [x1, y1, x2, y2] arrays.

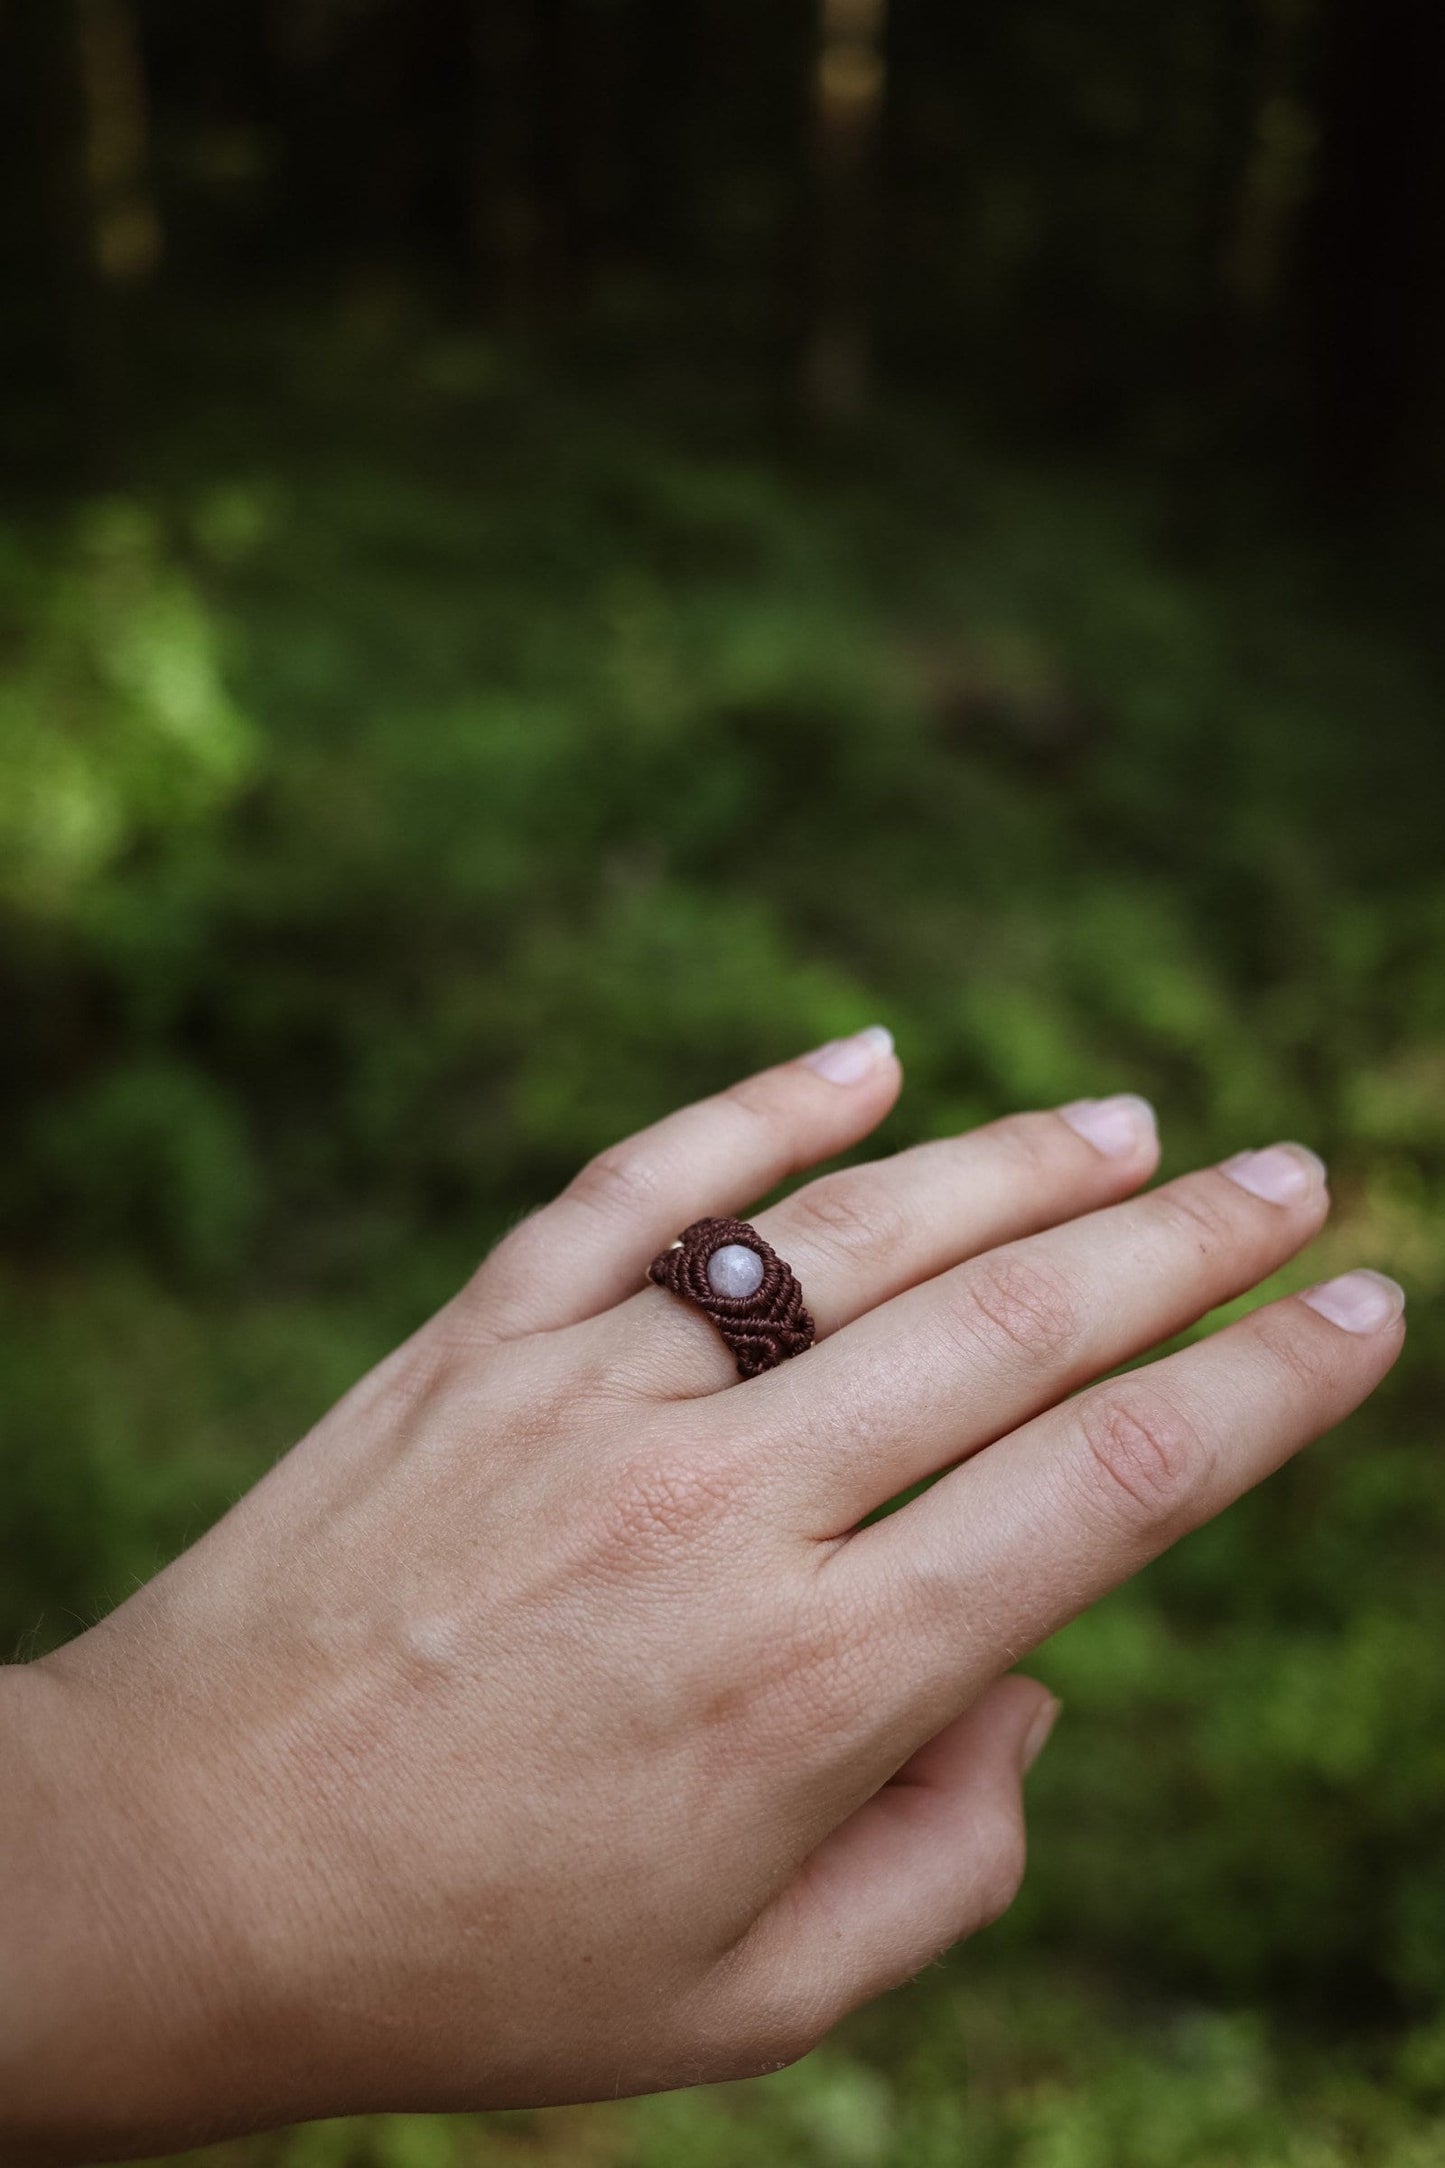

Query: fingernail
[[1220, 1143, 1327, 1205], [1300, 1269, 1405, 1334], [1023, 1694, 1061, 1772], [803, 1024, 895, 1085], [1058, 1094, 1157, 1157]]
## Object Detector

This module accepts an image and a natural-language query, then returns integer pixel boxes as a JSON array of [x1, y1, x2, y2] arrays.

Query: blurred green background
[[3, 2, 1444, 2161]]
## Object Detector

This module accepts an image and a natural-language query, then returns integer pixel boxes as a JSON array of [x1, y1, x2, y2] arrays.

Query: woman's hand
[[3, 1030, 1405, 2159]]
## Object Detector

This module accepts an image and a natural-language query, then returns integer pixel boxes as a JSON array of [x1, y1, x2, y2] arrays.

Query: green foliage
[[0, 502, 251, 912], [5, 349, 1443, 2157]]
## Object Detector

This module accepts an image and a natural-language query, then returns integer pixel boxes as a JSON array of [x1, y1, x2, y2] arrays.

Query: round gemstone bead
[[706, 1242, 765, 1300]]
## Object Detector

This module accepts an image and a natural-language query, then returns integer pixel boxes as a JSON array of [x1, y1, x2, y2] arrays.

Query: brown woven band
[[647, 1216, 815, 1379]]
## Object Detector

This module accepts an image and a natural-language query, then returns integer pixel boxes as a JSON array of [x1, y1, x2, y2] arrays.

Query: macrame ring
[[647, 1216, 816, 1379]]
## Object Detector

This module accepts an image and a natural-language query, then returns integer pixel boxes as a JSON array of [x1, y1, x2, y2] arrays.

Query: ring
[[647, 1217, 816, 1378]]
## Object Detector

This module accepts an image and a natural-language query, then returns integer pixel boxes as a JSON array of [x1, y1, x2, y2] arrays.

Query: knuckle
[[756, 2012, 827, 2076], [720, 1073, 788, 1136], [1074, 1385, 1213, 1530], [465, 1210, 547, 1317], [782, 1612, 877, 1747], [786, 1172, 908, 1274], [959, 1248, 1079, 1367], [331, 1316, 463, 1428], [987, 1110, 1066, 1183], [1151, 1175, 1243, 1255], [729, 1983, 832, 2077], [1249, 1302, 1333, 1392], [971, 1812, 1028, 1929], [719, 1072, 812, 1169], [567, 1142, 661, 1223], [737, 1588, 876, 1752], [592, 1443, 745, 1569]]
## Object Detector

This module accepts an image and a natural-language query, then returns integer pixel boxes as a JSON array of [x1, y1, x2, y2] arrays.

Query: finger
[[611, 1094, 1160, 1395], [734, 1677, 1055, 2038], [844, 1269, 1406, 1740], [465, 1027, 901, 1336], [747, 1140, 1332, 1528]]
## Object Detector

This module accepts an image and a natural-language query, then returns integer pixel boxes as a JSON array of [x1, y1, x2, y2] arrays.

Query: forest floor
[[5, 319, 1445, 2166]]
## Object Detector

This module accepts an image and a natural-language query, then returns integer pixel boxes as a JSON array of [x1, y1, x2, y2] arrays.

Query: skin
[[0, 1031, 1405, 2161]]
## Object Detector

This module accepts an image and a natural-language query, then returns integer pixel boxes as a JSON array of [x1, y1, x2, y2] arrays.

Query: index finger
[[467, 1027, 902, 1335]]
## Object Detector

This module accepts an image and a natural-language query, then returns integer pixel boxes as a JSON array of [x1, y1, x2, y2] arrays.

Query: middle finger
[[733, 1141, 1330, 1529]]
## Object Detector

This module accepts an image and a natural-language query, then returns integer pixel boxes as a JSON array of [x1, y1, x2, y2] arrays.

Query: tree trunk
[[1299, 0, 1445, 497], [471, 0, 588, 328], [1218, 0, 1314, 325], [801, 0, 887, 428], [75, 0, 162, 287], [471, 0, 536, 321], [623, 0, 698, 280], [11, 0, 156, 474]]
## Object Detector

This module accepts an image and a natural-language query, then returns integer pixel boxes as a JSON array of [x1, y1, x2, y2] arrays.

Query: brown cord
[[648, 1216, 815, 1378]]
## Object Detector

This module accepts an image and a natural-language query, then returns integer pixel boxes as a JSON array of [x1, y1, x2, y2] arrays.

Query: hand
[[4, 1030, 1405, 2159]]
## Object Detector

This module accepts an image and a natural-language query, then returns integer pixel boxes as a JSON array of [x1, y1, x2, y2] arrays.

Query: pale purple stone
[[706, 1243, 765, 1300]]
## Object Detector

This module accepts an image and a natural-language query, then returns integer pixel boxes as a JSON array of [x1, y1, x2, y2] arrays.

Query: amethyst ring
[[647, 1216, 815, 1378]]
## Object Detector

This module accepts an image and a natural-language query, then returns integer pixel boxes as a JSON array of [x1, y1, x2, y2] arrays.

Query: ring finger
[[610, 1093, 1161, 1395]]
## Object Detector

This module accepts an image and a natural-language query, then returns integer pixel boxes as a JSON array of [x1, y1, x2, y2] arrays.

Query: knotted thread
[[648, 1216, 815, 1378]]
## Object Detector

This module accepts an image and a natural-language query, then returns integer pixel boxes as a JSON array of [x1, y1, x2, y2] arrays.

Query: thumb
[[739, 1676, 1059, 2029]]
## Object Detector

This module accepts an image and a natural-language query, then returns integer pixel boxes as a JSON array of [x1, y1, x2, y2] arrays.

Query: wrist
[[0, 1645, 300, 2160]]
